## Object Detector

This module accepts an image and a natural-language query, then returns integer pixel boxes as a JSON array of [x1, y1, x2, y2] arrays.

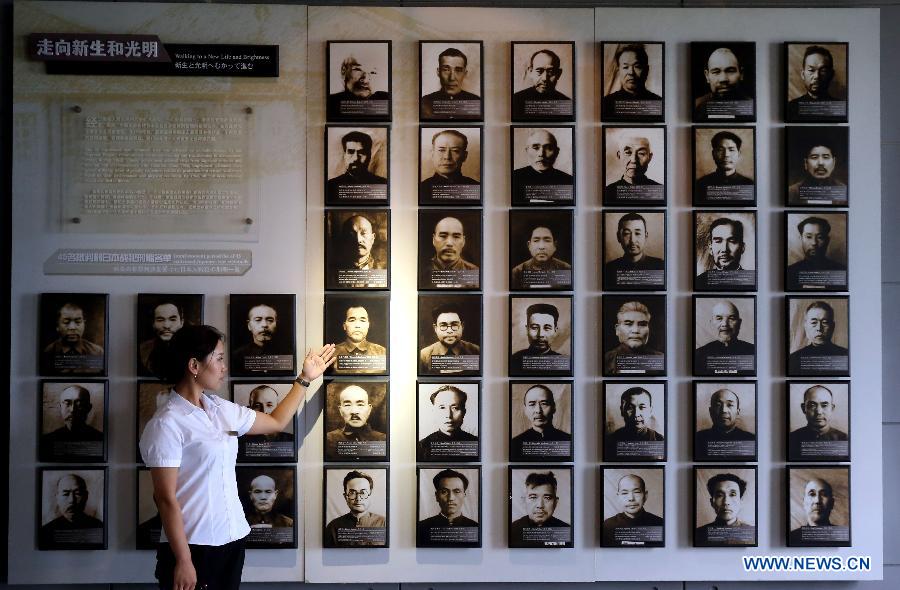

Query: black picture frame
[[136, 467, 161, 550], [600, 465, 666, 548], [416, 466, 482, 548], [786, 295, 850, 377], [324, 209, 391, 290], [786, 381, 851, 462], [236, 465, 298, 549], [601, 294, 666, 377], [510, 41, 576, 123], [691, 41, 756, 123], [324, 292, 390, 377], [136, 293, 204, 378], [692, 464, 758, 548], [510, 125, 576, 207], [37, 466, 108, 550], [601, 209, 666, 291], [324, 124, 390, 206], [693, 211, 758, 292], [417, 293, 482, 377], [509, 209, 574, 291], [692, 126, 757, 207], [509, 294, 574, 377], [786, 465, 852, 547], [602, 380, 666, 462], [509, 380, 574, 463], [326, 40, 392, 122], [38, 292, 108, 377], [785, 125, 849, 207], [602, 125, 667, 206], [418, 125, 483, 206], [785, 42, 849, 124], [692, 381, 758, 462], [323, 378, 390, 463], [38, 379, 108, 463], [231, 381, 298, 463], [228, 294, 297, 377], [135, 380, 175, 463], [692, 295, 758, 377], [323, 465, 390, 548], [416, 380, 481, 463], [600, 41, 665, 123], [784, 211, 849, 292], [419, 41, 484, 122], [417, 208, 483, 290], [508, 465, 574, 548]]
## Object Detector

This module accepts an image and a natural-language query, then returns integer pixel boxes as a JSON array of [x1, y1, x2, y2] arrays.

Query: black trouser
[[156, 536, 246, 590]]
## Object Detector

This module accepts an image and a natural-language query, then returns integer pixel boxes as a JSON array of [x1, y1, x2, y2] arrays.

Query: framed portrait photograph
[[136, 467, 162, 550], [786, 126, 849, 207], [323, 465, 389, 548], [136, 380, 175, 462], [136, 294, 203, 378], [323, 378, 389, 462], [324, 209, 390, 290], [417, 293, 482, 376], [601, 294, 666, 377], [39, 380, 107, 463], [692, 127, 756, 206], [417, 381, 480, 462], [601, 42, 665, 122], [228, 294, 296, 377], [510, 125, 575, 206], [510, 41, 575, 122], [232, 381, 297, 462], [602, 381, 666, 462], [691, 42, 756, 122], [236, 466, 297, 548], [693, 295, 757, 377], [419, 125, 482, 206], [509, 381, 573, 463], [785, 42, 848, 123], [418, 208, 482, 290], [508, 465, 573, 548], [693, 381, 757, 462], [602, 125, 666, 206], [601, 466, 665, 548], [326, 40, 391, 122], [693, 211, 757, 291], [416, 466, 482, 548], [509, 295, 573, 377], [786, 296, 850, 377], [693, 465, 758, 548], [787, 465, 851, 547], [38, 467, 107, 550], [38, 293, 108, 377], [419, 41, 484, 121], [324, 125, 390, 206], [602, 210, 666, 291], [787, 381, 850, 462], [324, 292, 390, 376], [509, 209, 573, 291], [785, 211, 848, 291]]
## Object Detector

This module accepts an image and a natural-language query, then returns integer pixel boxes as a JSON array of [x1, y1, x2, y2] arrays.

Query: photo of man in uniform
[[325, 384, 386, 451], [427, 216, 479, 273], [419, 304, 480, 373], [336, 213, 386, 272], [232, 303, 284, 364], [332, 303, 387, 374]]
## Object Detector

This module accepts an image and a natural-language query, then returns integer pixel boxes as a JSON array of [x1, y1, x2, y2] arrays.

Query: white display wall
[[10, 1, 882, 584]]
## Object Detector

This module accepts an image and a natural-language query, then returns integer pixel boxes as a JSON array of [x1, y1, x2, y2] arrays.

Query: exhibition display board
[[9, 1, 882, 584]]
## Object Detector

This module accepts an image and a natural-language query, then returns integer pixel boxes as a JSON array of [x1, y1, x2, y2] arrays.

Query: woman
[[139, 325, 334, 590]]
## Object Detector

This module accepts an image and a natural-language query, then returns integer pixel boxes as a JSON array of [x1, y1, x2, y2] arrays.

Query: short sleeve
[[140, 417, 183, 468], [216, 396, 256, 437]]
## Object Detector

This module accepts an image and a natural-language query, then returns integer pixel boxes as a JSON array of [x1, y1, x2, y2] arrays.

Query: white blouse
[[139, 390, 256, 546]]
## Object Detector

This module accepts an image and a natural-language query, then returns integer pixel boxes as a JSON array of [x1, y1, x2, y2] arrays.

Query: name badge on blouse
[[226, 430, 238, 436]]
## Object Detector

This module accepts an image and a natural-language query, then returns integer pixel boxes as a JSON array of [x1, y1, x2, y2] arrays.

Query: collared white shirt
[[139, 390, 256, 546]]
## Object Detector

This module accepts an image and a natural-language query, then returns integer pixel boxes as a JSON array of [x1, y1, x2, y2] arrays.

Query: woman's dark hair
[[157, 324, 225, 382]]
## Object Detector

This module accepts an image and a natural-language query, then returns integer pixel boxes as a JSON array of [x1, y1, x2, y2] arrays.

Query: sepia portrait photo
[[38, 467, 107, 550], [326, 41, 391, 122], [693, 465, 757, 547], [602, 210, 665, 291], [787, 465, 851, 547], [601, 466, 665, 548], [420, 41, 483, 121], [136, 380, 175, 462], [228, 294, 296, 377], [785, 42, 848, 123], [603, 381, 666, 462], [323, 466, 388, 548], [693, 381, 757, 461], [39, 380, 106, 463], [136, 294, 203, 378], [236, 466, 297, 548], [510, 125, 575, 206], [694, 211, 757, 291], [509, 295, 573, 377], [39, 292, 108, 377], [601, 42, 664, 122], [691, 42, 756, 122], [324, 125, 389, 206], [509, 381, 573, 463], [417, 467, 482, 548], [602, 126, 666, 206], [786, 125, 849, 207], [324, 292, 390, 376], [324, 379, 389, 462], [787, 296, 850, 377], [785, 211, 848, 291], [417, 293, 482, 376], [787, 381, 850, 462], [418, 209, 482, 290], [508, 466, 573, 548], [233, 381, 297, 462], [693, 295, 757, 377], [510, 42, 575, 122], [419, 126, 482, 205], [602, 294, 666, 377], [324, 209, 390, 290], [417, 381, 480, 462], [692, 127, 756, 206], [509, 209, 573, 291]]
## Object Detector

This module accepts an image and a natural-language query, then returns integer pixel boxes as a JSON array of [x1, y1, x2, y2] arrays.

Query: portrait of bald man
[[788, 382, 850, 461], [694, 382, 757, 461], [601, 467, 665, 548], [511, 126, 575, 206], [326, 41, 391, 122], [325, 210, 389, 289], [787, 466, 851, 547], [234, 382, 296, 462], [229, 294, 296, 376], [237, 466, 297, 548], [40, 381, 105, 462], [136, 294, 202, 377], [511, 43, 575, 122], [786, 43, 848, 123], [603, 126, 665, 205], [694, 296, 757, 377], [692, 42, 756, 122], [39, 469, 106, 550], [324, 381, 388, 462], [601, 42, 664, 122], [39, 293, 107, 376]]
